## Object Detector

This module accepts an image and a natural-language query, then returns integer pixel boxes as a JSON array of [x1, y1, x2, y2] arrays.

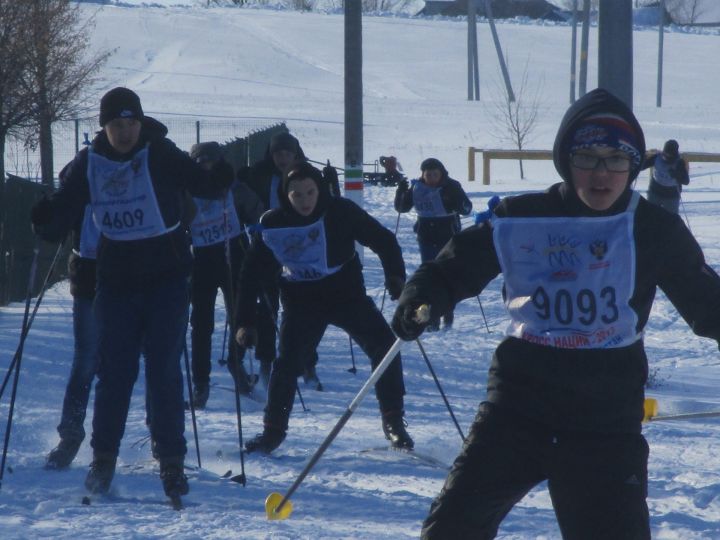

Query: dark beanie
[[269, 132, 300, 155], [283, 161, 324, 195], [420, 158, 447, 174], [663, 139, 679, 158], [99, 87, 144, 127], [190, 141, 222, 164]]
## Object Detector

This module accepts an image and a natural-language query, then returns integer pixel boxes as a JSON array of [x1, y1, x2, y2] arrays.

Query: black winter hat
[[281, 161, 330, 219], [420, 158, 447, 174], [190, 141, 223, 164], [663, 139, 679, 158], [99, 87, 144, 127], [269, 132, 300, 155]]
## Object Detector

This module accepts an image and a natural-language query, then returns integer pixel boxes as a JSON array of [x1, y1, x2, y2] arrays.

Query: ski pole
[[217, 318, 229, 366], [182, 341, 202, 470], [680, 198, 692, 231], [265, 337, 405, 520], [415, 338, 465, 442], [476, 296, 491, 333], [224, 207, 247, 484], [642, 397, 720, 422], [379, 212, 402, 314], [1, 242, 65, 402], [347, 336, 357, 374], [264, 305, 430, 520], [0, 244, 41, 490]]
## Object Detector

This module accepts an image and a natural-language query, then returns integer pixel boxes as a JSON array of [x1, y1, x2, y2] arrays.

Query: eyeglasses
[[570, 153, 631, 172]]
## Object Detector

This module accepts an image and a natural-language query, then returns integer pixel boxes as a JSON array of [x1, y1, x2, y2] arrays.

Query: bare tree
[[486, 60, 544, 179], [0, 2, 35, 189], [20, 1, 112, 186], [666, 0, 707, 24]]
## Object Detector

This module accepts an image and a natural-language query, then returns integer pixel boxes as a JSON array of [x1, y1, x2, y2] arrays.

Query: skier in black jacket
[[392, 88, 720, 539], [187, 142, 264, 408], [235, 161, 413, 453], [642, 138, 689, 215], [236, 131, 339, 390], [30, 87, 233, 502], [394, 157, 472, 330]]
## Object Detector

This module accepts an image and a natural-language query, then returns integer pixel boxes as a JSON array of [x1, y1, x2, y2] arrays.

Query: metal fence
[[4, 115, 276, 181]]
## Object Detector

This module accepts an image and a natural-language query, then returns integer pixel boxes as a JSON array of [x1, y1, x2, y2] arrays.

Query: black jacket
[[394, 176, 472, 245], [237, 189, 405, 327], [399, 89, 720, 434], [34, 117, 232, 289]]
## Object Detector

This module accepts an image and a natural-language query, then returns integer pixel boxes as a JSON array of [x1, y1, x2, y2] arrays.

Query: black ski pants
[[264, 294, 406, 429], [190, 246, 245, 384], [421, 403, 650, 540]]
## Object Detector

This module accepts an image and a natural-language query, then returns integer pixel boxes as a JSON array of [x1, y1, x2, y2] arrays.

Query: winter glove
[[396, 179, 409, 194], [385, 276, 406, 301], [235, 326, 258, 348], [322, 163, 340, 197], [209, 159, 234, 192], [391, 300, 431, 341], [30, 197, 53, 228]]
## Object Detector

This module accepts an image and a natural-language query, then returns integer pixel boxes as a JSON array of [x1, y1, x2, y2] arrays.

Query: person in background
[[44, 195, 101, 470], [236, 131, 338, 390], [643, 138, 689, 215], [394, 157, 472, 331], [187, 141, 263, 408], [236, 162, 412, 454], [31, 87, 233, 502], [393, 88, 720, 539]]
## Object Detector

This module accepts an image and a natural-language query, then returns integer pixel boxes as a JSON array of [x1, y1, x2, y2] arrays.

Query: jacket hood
[[553, 88, 646, 185], [279, 162, 331, 223]]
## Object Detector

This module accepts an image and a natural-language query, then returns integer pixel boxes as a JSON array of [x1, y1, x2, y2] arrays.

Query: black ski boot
[[230, 362, 253, 395], [45, 437, 82, 470], [302, 365, 323, 391], [442, 311, 454, 330], [84, 453, 117, 494], [192, 382, 210, 409], [245, 425, 286, 454], [382, 412, 414, 450], [160, 458, 189, 497]]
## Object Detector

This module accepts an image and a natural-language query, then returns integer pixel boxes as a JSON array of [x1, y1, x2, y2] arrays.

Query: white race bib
[[189, 192, 242, 247], [262, 217, 343, 281], [493, 195, 640, 349], [87, 147, 175, 241], [412, 181, 451, 218]]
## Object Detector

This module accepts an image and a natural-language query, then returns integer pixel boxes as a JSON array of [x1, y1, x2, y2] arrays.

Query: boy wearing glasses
[[392, 88, 720, 539]]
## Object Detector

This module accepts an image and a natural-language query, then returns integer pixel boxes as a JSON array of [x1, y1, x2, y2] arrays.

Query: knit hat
[[420, 158, 447, 174], [662, 139, 679, 158], [190, 141, 222, 164], [269, 132, 300, 155], [568, 113, 642, 168], [99, 87, 144, 127]]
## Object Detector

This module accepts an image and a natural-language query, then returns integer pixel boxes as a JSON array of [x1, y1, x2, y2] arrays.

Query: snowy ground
[[2, 4, 720, 539]]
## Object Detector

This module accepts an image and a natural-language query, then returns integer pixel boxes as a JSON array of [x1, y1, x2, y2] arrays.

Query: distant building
[[420, 0, 566, 21]]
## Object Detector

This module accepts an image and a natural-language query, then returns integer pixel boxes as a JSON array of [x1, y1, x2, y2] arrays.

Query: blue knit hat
[[569, 113, 642, 168]]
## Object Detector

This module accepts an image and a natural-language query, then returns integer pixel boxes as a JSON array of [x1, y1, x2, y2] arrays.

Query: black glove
[[385, 276, 405, 301], [30, 196, 53, 227], [322, 164, 340, 197], [391, 300, 429, 341], [396, 179, 409, 193], [235, 326, 258, 348], [209, 160, 234, 192]]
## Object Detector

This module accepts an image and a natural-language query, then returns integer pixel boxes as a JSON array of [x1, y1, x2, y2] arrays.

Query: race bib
[[189, 192, 242, 247], [262, 217, 342, 281], [412, 181, 451, 218], [87, 147, 174, 241], [493, 195, 640, 349]]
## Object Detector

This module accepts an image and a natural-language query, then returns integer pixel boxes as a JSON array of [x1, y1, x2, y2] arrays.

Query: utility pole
[[467, 0, 480, 100], [485, 0, 514, 102], [570, 0, 578, 103], [345, 0, 364, 257], [578, 0, 590, 97], [656, 0, 665, 107], [598, 0, 633, 108]]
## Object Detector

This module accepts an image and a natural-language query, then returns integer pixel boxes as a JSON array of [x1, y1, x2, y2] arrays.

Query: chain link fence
[[4, 115, 277, 181]]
